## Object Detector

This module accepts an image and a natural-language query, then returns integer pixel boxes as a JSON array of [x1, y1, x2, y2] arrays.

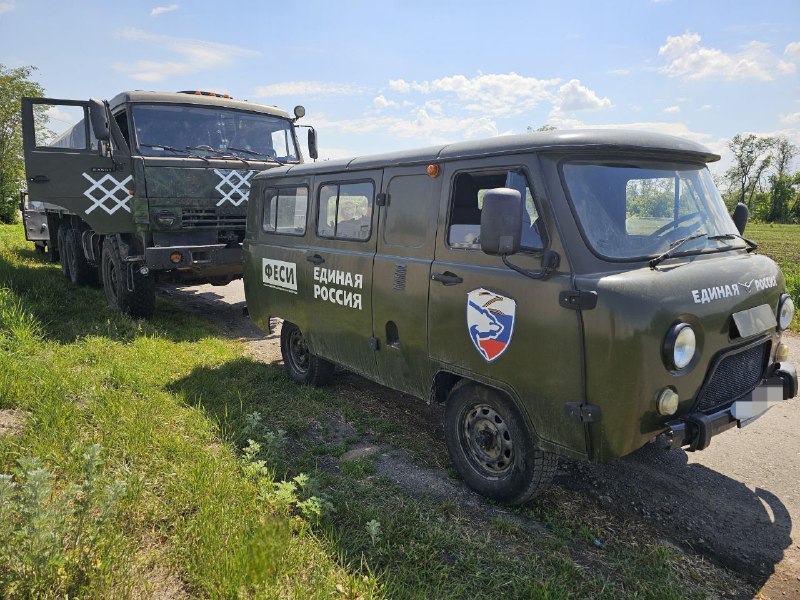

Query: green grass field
[[747, 222, 800, 329], [0, 222, 780, 598]]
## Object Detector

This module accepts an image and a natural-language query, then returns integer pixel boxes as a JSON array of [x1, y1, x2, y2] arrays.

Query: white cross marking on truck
[[214, 169, 255, 207], [82, 173, 134, 215]]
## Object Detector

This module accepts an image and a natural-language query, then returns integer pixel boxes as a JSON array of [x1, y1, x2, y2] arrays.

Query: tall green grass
[[0, 225, 380, 598]]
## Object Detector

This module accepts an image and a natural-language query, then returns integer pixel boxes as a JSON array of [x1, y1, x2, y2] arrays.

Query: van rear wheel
[[444, 382, 556, 505], [280, 321, 334, 386]]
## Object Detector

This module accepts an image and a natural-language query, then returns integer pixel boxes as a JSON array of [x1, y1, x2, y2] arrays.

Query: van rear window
[[262, 186, 308, 235]]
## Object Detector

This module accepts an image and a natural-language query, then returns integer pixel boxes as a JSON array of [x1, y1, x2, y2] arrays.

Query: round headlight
[[778, 294, 795, 331], [664, 323, 696, 370]]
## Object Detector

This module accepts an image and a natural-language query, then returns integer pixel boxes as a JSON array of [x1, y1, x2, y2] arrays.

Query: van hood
[[575, 251, 785, 460]]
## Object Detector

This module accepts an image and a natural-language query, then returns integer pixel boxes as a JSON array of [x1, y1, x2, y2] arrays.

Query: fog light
[[169, 251, 183, 264], [657, 388, 680, 416], [776, 342, 790, 362]]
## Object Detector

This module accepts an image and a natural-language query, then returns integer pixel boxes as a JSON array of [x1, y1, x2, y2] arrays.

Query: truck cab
[[21, 90, 315, 317], [242, 130, 797, 505]]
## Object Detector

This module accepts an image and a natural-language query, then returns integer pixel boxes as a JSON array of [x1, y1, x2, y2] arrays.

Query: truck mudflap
[[663, 363, 797, 451], [144, 244, 243, 272]]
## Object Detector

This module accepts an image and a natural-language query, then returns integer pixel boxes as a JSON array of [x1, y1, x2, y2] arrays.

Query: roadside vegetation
[[747, 222, 800, 329], [0, 222, 759, 598]]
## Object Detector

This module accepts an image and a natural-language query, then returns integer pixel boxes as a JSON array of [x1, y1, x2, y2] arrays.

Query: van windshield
[[131, 104, 300, 162], [562, 160, 745, 261]]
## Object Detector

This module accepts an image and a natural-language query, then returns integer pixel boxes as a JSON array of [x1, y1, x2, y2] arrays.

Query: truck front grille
[[695, 341, 769, 413], [181, 209, 246, 229]]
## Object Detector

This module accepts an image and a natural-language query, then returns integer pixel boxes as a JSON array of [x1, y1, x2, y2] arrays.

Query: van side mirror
[[480, 188, 522, 256], [307, 127, 318, 160], [89, 98, 110, 143], [732, 202, 748, 235]]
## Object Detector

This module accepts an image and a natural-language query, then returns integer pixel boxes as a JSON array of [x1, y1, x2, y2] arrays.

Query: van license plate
[[731, 304, 777, 339]]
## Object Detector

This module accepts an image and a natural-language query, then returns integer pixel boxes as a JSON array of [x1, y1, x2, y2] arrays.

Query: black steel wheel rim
[[461, 403, 514, 475], [287, 328, 310, 374]]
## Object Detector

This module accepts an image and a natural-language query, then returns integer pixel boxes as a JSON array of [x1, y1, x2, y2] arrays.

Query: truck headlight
[[778, 294, 795, 331], [664, 323, 696, 371]]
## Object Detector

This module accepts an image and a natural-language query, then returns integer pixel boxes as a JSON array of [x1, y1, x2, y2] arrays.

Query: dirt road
[[160, 280, 800, 597]]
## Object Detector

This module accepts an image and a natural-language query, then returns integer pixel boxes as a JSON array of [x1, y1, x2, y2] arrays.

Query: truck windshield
[[131, 104, 299, 162], [562, 160, 745, 261]]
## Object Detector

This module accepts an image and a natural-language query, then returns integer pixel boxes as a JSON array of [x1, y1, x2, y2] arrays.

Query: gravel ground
[[160, 279, 800, 597]]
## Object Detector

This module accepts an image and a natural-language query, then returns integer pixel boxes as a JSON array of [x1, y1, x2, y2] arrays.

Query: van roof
[[257, 129, 720, 180], [108, 90, 291, 119]]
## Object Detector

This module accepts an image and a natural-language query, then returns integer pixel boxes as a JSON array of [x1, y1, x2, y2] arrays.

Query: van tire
[[280, 321, 334, 386], [101, 237, 156, 319], [57, 225, 71, 280], [66, 228, 98, 286], [444, 382, 556, 505]]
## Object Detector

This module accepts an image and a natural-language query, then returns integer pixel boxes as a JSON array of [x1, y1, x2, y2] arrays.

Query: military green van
[[242, 130, 797, 504], [21, 90, 315, 317]]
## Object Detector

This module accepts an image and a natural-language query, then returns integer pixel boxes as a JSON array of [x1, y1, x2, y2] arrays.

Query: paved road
[[162, 280, 800, 597]]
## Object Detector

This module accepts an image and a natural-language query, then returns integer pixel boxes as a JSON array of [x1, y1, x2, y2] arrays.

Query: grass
[[0, 222, 759, 598], [747, 222, 800, 330]]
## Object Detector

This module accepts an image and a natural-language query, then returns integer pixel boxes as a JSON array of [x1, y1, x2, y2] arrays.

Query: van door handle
[[29, 175, 49, 183], [431, 271, 463, 286], [306, 254, 325, 266]]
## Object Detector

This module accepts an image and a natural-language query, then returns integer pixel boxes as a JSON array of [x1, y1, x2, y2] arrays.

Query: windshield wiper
[[139, 143, 210, 164], [227, 146, 285, 166], [185, 145, 253, 168], [707, 232, 758, 252], [649, 232, 708, 269]]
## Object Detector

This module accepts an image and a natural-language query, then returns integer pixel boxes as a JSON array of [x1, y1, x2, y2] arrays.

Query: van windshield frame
[[130, 103, 300, 163], [560, 158, 745, 263]]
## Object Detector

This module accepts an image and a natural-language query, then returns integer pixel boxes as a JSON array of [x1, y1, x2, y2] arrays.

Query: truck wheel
[[444, 382, 556, 505], [101, 237, 156, 319], [65, 228, 98, 286], [57, 225, 71, 280], [280, 321, 334, 386]]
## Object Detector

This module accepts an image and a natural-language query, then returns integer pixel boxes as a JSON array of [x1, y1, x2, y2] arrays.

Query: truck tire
[[280, 321, 334, 386], [57, 225, 71, 280], [444, 382, 556, 505], [101, 237, 155, 319], [65, 228, 98, 286]]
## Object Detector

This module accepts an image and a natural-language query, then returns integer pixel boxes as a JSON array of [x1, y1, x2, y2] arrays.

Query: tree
[[766, 137, 798, 222], [724, 134, 775, 213], [0, 65, 47, 224]]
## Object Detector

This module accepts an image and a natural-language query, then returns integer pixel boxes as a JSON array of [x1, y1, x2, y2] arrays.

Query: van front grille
[[695, 341, 769, 413], [181, 209, 246, 229]]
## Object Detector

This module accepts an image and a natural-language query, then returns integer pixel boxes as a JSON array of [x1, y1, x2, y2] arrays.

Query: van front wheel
[[444, 382, 556, 505], [280, 321, 334, 387]]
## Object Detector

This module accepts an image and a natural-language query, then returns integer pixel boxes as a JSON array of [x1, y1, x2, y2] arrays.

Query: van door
[[21, 98, 133, 234], [427, 159, 587, 456], [304, 171, 382, 379], [372, 167, 441, 397]]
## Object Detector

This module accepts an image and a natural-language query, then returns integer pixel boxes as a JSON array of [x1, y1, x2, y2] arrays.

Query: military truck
[[242, 130, 797, 505], [21, 90, 316, 317]]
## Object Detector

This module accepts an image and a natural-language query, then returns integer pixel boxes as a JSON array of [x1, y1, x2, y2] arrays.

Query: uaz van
[[243, 130, 797, 504]]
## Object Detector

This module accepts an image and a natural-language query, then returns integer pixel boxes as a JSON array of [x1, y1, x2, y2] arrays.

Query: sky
[[1, 0, 799, 173]]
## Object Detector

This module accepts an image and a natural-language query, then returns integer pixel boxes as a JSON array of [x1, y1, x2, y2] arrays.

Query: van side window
[[317, 181, 374, 241], [262, 186, 308, 235], [448, 169, 544, 250]]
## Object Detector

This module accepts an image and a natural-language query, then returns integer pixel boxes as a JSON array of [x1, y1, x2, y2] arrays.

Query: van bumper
[[662, 362, 797, 452], [144, 244, 244, 273]]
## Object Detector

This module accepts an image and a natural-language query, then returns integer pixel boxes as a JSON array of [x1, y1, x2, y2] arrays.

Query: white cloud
[[701, 104, 712, 110], [780, 112, 800, 125], [112, 28, 257, 82], [386, 72, 560, 117], [0, 2, 14, 14], [664, 105, 680, 114], [785, 41, 800, 57], [658, 32, 790, 81], [553, 79, 612, 112], [151, 4, 178, 16], [373, 94, 397, 110], [609, 68, 631, 76], [253, 81, 366, 98]]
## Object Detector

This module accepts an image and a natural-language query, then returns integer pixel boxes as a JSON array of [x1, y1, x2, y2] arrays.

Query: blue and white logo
[[466, 288, 516, 362]]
